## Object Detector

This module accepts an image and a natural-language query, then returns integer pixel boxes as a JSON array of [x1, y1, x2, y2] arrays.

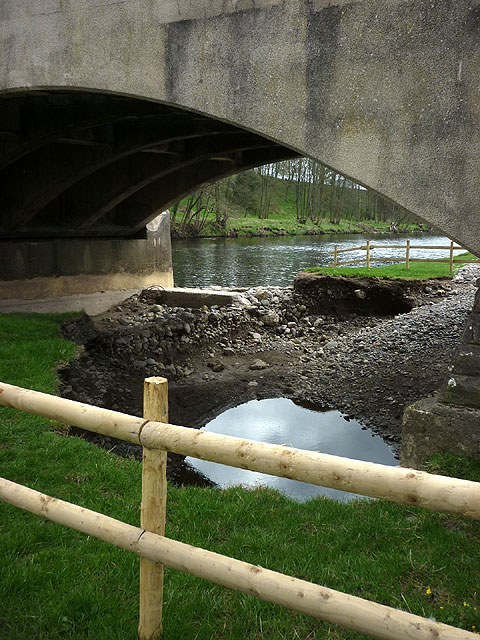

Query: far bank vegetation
[[171, 158, 427, 238]]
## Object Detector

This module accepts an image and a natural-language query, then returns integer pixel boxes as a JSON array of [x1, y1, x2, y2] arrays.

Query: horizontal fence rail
[[1, 379, 480, 640], [1, 477, 476, 640], [1, 382, 479, 518], [329, 240, 480, 271]]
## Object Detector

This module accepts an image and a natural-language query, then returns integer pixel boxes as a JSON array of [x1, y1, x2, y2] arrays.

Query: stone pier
[[0, 215, 173, 300], [401, 283, 480, 468]]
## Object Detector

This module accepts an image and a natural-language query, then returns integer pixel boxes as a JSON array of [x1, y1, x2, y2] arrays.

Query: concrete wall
[[0, 233, 173, 299], [2, 1, 480, 252]]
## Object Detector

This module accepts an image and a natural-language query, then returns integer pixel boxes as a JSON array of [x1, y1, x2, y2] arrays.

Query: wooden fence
[[329, 240, 480, 272], [1, 378, 479, 640]]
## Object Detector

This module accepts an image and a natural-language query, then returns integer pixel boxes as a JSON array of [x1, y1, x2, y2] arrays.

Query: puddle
[[186, 398, 398, 502]]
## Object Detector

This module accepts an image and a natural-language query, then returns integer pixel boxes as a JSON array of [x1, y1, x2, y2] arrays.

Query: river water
[[172, 233, 452, 288], [174, 232, 449, 501]]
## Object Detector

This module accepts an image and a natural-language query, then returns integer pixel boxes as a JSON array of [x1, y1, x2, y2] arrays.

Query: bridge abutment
[[401, 288, 480, 467], [0, 224, 173, 301]]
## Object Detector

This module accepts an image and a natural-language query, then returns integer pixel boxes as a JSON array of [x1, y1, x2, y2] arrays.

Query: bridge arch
[[1, 1, 479, 251], [0, 88, 299, 238]]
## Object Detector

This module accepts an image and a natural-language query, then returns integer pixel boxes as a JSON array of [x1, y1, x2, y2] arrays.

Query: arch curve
[[0, 89, 299, 237], [1, 1, 480, 250]]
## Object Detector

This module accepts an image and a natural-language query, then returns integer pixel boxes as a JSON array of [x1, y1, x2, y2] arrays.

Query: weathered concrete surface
[[0, 287, 249, 314], [401, 395, 480, 468], [0, 289, 143, 315], [438, 285, 480, 407], [150, 288, 250, 309], [1, 1, 480, 251], [0, 235, 173, 299], [402, 279, 480, 466]]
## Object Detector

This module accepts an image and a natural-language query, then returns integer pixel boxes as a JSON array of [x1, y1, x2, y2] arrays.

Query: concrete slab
[[0, 286, 251, 315], [158, 287, 250, 308], [0, 289, 141, 316]]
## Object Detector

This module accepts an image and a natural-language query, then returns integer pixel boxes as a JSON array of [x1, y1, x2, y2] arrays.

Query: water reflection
[[186, 398, 398, 502], [172, 233, 451, 288]]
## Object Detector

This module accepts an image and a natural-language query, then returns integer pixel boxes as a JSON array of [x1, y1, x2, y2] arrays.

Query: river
[[172, 233, 452, 288]]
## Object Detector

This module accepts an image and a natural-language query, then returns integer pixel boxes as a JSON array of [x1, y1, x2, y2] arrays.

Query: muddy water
[[172, 233, 451, 288], [186, 398, 398, 502]]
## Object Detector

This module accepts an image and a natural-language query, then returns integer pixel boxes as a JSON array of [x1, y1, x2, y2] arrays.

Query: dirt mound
[[293, 273, 449, 316]]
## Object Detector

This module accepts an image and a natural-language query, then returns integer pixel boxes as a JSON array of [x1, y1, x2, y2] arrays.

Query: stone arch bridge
[[1, 0, 480, 296]]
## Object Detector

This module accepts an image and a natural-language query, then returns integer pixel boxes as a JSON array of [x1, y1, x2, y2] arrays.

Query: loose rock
[[250, 359, 269, 370]]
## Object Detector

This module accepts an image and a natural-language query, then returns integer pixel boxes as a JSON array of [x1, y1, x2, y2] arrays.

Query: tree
[[171, 156, 421, 235]]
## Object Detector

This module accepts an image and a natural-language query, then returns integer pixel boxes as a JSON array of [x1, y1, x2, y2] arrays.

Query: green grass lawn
[[306, 253, 479, 280], [1, 314, 479, 639]]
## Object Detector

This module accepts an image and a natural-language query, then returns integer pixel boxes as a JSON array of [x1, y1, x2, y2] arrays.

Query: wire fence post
[[406, 240, 410, 270], [449, 240, 454, 272], [139, 377, 168, 640], [333, 245, 338, 266], [366, 240, 371, 268]]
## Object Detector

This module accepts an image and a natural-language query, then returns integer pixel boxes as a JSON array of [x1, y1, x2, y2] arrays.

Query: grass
[[174, 206, 425, 239], [173, 174, 426, 239], [208, 214, 406, 238], [1, 313, 480, 639], [306, 253, 478, 280]]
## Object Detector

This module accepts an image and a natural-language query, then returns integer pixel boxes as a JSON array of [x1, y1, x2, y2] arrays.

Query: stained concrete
[[0, 289, 143, 315], [0, 288, 249, 315], [401, 279, 480, 467], [401, 396, 480, 468], [2, 1, 480, 252], [0, 233, 173, 299]]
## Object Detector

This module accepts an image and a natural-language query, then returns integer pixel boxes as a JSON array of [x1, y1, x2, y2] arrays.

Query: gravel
[[298, 280, 475, 449], [60, 265, 480, 464]]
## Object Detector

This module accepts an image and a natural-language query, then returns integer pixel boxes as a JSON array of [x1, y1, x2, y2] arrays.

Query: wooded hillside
[[171, 158, 425, 237]]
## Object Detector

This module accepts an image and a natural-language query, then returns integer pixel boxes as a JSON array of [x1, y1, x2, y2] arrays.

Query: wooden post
[[333, 245, 338, 266], [449, 240, 454, 272], [139, 377, 168, 640], [405, 240, 410, 270], [366, 240, 371, 268], [1, 381, 480, 519], [1, 478, 477, 640]]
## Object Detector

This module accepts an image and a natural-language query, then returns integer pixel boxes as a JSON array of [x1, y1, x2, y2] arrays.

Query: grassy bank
[[171, 167, 426, 239], [173, 210, 426, 239], [305, 253, 478, 280], [1, 314, 479, 639]]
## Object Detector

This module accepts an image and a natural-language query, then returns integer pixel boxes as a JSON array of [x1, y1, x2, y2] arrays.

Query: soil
[[293, 272, 433, 315], [58, 270, 478, 487]]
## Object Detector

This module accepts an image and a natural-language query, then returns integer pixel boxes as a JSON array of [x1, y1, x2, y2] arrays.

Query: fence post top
[[144, 377, 168, 386]]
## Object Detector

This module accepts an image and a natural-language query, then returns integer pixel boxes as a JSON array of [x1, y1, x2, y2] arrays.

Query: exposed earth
[[59, 266, 480, 486]]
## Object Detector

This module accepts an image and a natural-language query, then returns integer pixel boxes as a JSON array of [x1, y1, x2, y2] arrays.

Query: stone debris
[[60, 266, 480, 465], [250, 359, 269, 370], [208, 359, 225, 372]]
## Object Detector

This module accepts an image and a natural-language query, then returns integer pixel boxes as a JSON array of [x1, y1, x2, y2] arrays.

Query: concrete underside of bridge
[[2, 0, 480, 251], [0, 88, 296, 297], [0, 91, 296, 241]]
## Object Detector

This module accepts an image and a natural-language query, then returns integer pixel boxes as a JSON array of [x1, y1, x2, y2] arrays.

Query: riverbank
[[172, 213, 427, 239], [60, 267, 476, 463], [1, 284, 480, 638]]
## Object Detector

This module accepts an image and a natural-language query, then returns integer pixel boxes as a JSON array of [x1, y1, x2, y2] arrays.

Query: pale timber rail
[[329, 240, 480, 271], [1, 379, 479, 640]]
